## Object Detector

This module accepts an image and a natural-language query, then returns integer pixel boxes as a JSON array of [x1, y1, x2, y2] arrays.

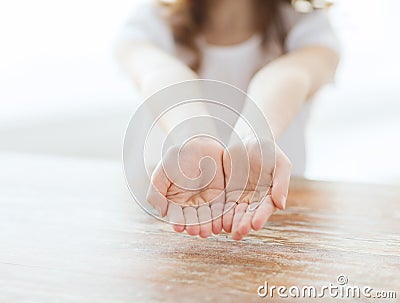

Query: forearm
[[116, 42, 209, 133], [247, 63, 310, 139], [247, 46, 339, 139]]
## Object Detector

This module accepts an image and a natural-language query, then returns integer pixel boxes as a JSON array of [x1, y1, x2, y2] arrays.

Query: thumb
[[271, 146, 292, 210], [146, 162, 170, 217]]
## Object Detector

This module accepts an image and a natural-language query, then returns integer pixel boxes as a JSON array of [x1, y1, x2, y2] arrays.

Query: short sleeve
[[116, 0, 174, 52], [283, 6, 340, 54]]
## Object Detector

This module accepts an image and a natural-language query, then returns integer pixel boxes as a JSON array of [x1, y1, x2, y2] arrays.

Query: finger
[[167, 202, 185, 233], [237, 202, 258, 237], [146, 163, 171, 217], [197, 205, 212, 238], [271, 146, 292, 210], [231, 203, 248, 241], [146, 183, 168, 217], [211, 202, 224, 235], [183, 207, 200, 236], [222, 202, 236, 233], [251, 196, 276, 231], [210, 191, 225, 235]]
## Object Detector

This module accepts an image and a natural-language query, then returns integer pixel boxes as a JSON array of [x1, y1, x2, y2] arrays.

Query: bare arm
[[248, 46, 340, 138], [115, 41, 208, 133], [230, 46, 339, 211]]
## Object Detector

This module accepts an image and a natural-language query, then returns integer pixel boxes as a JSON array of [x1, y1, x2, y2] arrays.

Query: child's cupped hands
[[146, 136, 291, 240]]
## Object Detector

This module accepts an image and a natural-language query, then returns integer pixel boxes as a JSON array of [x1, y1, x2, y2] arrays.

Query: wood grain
[[0, 154, 399, 302]]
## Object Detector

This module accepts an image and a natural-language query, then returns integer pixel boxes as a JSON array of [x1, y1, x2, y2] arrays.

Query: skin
[[117, 0, 339, 239], [146, 137, 291, 240], [147, 138, 225, 238], [223, 138, 288, 240]]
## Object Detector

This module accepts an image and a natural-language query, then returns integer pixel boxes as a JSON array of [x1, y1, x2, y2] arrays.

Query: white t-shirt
[[118, 0, 339, 176]]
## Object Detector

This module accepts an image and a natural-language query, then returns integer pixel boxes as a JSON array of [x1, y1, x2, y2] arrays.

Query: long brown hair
[[159, 0, 291, 70]]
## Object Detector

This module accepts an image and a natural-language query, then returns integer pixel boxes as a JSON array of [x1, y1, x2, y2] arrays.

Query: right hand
[[146, 137, 226, 238]]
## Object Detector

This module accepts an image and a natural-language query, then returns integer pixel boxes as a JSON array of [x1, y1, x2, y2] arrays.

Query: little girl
[[116, 0, 339, 240]]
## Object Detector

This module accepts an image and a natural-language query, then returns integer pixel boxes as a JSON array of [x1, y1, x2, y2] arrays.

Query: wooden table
[[0, 154, 399, 302]]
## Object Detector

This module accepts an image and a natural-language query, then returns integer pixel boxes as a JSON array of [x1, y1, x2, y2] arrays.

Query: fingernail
[[155, 206, 162, 216], [281, 196, 287, 209]]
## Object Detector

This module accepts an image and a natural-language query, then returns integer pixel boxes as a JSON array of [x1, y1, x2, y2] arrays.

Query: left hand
[[222, 138, 291, 240]]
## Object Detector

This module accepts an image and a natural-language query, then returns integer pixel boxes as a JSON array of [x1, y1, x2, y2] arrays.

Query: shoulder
[[279, 2, 333, 31], [126, 0, 168, 28], [278, 3, 340, 53], [118, 0, 174, 51]]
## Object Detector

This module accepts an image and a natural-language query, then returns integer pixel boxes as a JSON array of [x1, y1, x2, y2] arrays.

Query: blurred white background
[[0, 0, 399, 184]]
